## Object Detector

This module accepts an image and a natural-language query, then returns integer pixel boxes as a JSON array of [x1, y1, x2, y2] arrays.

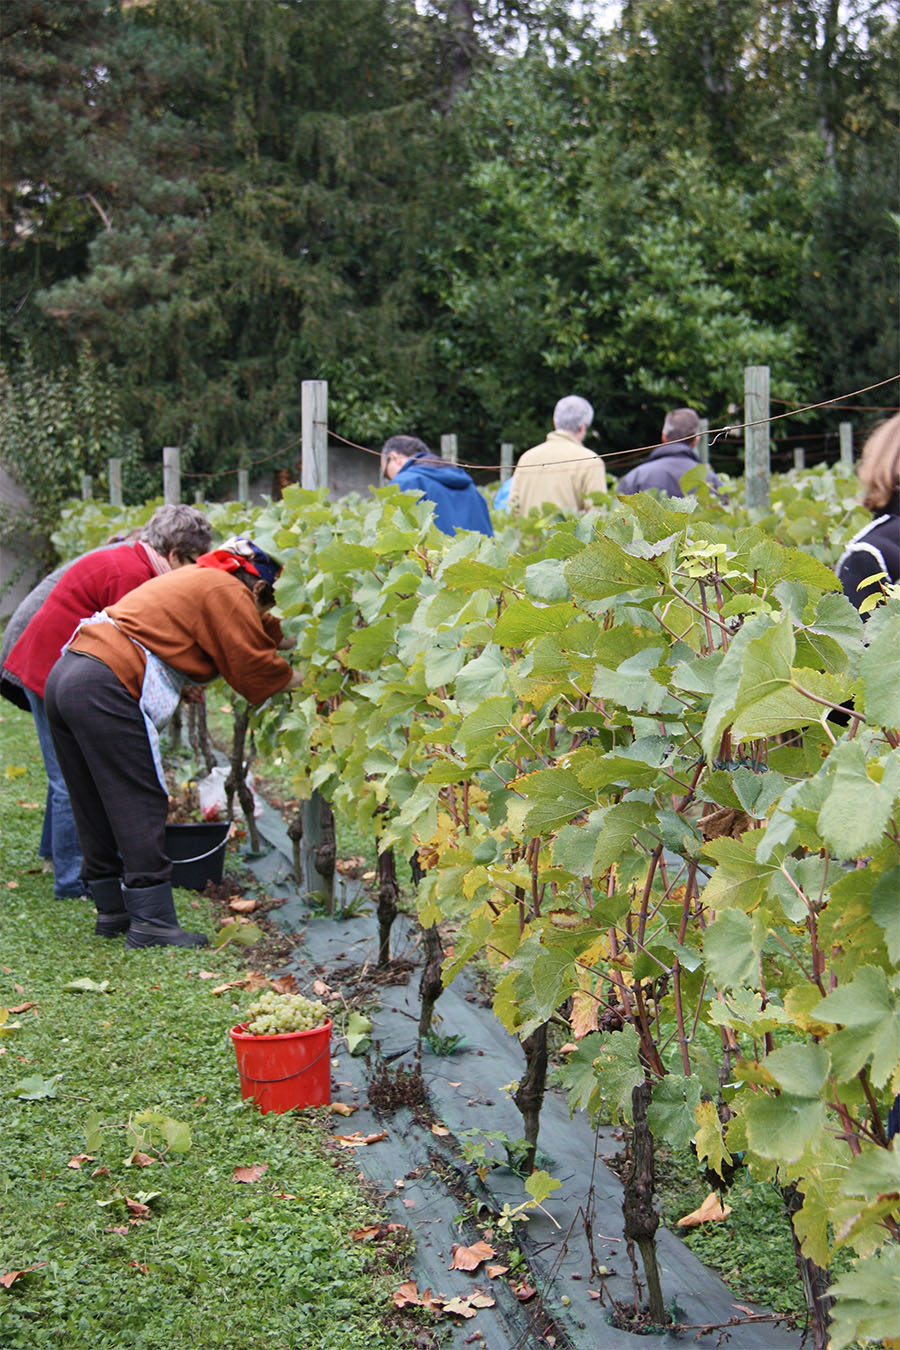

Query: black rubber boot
[[124, 883, 209, 949], [88, 877, 129, 938]]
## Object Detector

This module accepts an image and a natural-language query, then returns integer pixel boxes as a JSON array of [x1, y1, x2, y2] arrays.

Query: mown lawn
[[0, 704, 415, 1350]]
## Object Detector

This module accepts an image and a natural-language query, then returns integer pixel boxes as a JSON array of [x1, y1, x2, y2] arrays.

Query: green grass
[[0, 705, 412, 1349], [654, 1144, 805, 1317]]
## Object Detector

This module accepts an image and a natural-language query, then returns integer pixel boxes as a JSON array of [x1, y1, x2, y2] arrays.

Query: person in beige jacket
[[509, 395, 607, 515]]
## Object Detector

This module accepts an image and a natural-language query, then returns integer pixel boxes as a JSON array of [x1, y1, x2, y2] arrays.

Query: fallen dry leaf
[[486, 1264, 509, 1279], [677, 1191, 733, 1227], [211, 980, 246, 995], [124, 1197, 152, 1218], [468, 1290, 495, 1309], [128, 1261, 150, 1274], [442, 1296, 478, 1319], [7, 1002, 37, 1014], [243, 971, 269, 990], [431, 1123, 451, 1137], [402, 1198, 415, 1208], [392, 1280, 424, 1309], [514, 1282, 537, 1301], [91, 1166, 110, 1178], [233, 1164, 268, 1183], [197, 971, 224, 980], [351, 1222, 408, 1242], [229, 897, 258, 914], [130, 1152, 155, 1168], [6, 881, 19, 890], [104, 1225, 129, 1236], [329, 1101, 356, 1117], [312, 979, 332, 997], [335, 1130, 387, 1149], [270, 974, 297, 994], [449, 1241, 495, 1272], [67, 1154, 95, 1170], [1, 1263, 48, 1288]]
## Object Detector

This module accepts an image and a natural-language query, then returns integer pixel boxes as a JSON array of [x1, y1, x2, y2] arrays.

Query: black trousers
[[44, 651, 171, 889]]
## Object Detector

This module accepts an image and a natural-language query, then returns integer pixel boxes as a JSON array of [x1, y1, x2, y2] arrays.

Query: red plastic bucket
[[229, 1020, 332, 1113]]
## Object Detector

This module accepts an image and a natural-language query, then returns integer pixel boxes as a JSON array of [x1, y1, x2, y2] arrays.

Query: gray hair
[[140, 504, 213, 560], [553, 395, 594, 433], [663, 408, 700, 442]]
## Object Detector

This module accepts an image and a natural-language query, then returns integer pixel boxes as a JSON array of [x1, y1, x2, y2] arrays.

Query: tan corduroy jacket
[[508, 430, 607, 515]]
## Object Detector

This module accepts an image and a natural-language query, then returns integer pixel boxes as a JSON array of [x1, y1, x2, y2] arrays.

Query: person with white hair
[[508, 395, 607, 515]]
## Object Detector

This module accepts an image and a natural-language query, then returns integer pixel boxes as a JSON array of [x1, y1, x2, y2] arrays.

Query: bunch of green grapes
[[243, 989, 329, 1034]]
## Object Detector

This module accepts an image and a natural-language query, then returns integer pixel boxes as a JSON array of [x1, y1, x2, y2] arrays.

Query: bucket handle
[[238, 1042, 331, 1085], [171, 835, 229, 865]]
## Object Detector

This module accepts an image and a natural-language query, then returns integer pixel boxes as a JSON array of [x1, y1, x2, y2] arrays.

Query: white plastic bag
[[197, 765, 262, 820]]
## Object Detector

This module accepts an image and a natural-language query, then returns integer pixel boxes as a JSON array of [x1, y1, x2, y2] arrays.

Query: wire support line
[[182, 435, 302, 479], [328, 373, 900, 474]]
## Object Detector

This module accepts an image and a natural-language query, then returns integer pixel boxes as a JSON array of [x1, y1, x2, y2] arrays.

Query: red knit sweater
[[5, 542, 159, 698]]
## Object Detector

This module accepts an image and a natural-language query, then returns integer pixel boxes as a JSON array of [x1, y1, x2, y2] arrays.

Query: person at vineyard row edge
[[615, 406, 723, 498], [508, 394, 607, 515], [44, 537, 303, 949], [835, 411, 900, 614], [380, 434, 494, 536], [1, 505, 214, 901], [834, 412, 900, 1139]]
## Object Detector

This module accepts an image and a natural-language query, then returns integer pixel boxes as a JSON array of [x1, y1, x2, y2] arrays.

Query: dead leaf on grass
[[128, 1261, 150, 1274], [197, 971, 225, 980], [329, 1102, 356, 1117], [392, 1280, 444, 1311], [677, 1191, 732, 1227], [91, 1166, 110, 1178], [124, 1197, 152, 1217], [67, 1154, 95, 1169], [1, 1264, 48, 1288], [233, 1164, 268, 1183], [449, 1241, 495, 1272], [104, 1225, 129, 1236], [8, 1002, 37, 1014], [130, 1152, 156, 1168], [270, 974, 297, 994], [352, 1223, 408, 1242], [211, 980, 246, 995], [229, 897, 258, 914]]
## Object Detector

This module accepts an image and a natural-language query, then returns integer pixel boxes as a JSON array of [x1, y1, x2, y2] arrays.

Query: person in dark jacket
[[836, 412, 900, 615], [616, 408, 721, 499], [381, 435, 493, 537]]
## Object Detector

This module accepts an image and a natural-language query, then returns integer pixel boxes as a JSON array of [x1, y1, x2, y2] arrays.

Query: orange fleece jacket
[[67, 566, 294, 704]]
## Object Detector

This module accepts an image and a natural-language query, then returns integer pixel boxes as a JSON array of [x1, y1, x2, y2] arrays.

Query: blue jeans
[[25, 688, 85, 898]]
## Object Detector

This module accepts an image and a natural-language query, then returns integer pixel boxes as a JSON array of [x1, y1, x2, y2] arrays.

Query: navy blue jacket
[[616, 441, 721, 499], [395, 453, 493, 536], [837, 492, 900, 614]]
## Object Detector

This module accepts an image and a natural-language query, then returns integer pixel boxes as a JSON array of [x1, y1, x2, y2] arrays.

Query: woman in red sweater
[[44, 538, 302, 948], [4, 505, 212, 899]]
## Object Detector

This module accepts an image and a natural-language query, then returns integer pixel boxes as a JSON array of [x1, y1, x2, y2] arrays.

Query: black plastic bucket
[[165, 822, 230, 890]]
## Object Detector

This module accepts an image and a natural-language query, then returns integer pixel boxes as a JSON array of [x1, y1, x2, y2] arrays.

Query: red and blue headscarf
[[195, 536, 282, 589]]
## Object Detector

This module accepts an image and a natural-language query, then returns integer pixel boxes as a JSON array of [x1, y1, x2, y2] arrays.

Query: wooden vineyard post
[[500, 442, 514, 481], [744, 365, 770, 512], [163, 446, 181, 505], [839, 421, 854, 468], [80, 474, 92, 501], [301, 380, 328, 491], [441, 433, 458, 465], [794, 446, 806, 470], [697, 418, 709, 465], [298, 379, 333, 904], [108, 458, 122, 507], [237, 468, 249, 502]]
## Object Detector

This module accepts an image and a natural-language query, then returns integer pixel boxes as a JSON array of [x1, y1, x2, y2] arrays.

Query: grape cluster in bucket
[[243, 989, 329, 1034]]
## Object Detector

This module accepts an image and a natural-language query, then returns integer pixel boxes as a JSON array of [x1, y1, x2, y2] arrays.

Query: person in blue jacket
[[381, 435, 493, 536]]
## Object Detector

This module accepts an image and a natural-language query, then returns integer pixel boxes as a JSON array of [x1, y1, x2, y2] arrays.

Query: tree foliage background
[[1, 0, 897, 509]]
